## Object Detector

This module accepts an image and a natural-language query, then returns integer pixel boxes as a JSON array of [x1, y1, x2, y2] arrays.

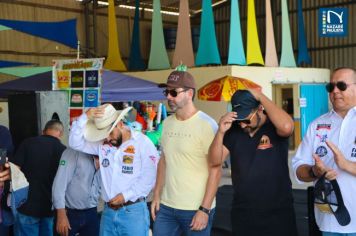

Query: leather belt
[[107, 197, 145, 210]]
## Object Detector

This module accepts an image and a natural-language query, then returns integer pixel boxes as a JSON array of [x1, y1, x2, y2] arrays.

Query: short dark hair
[[44, 119, 64, 132]]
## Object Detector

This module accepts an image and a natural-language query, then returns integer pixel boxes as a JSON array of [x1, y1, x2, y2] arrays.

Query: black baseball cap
[[314, 174, 351, 226], [231, 90, 260, 120]]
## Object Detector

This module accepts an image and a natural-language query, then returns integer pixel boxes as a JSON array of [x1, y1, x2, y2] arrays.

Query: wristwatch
[[198, 205, 210, 215]]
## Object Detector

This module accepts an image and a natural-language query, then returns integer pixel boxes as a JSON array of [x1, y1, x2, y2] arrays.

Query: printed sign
[[52, 58, 104, 115], [319, 8, 348, 37]]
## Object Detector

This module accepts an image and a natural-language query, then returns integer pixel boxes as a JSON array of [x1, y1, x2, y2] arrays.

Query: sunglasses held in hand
[[325, 81, 356, 93]]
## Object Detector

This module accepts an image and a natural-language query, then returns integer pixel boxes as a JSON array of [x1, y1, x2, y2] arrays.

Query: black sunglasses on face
[[163, 89, 188, 97], [236, 110, 257, 125], [325, 81, 356, 93]]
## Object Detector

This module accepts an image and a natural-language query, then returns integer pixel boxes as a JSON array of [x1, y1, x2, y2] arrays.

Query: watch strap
[[198, 205, 210, 215]]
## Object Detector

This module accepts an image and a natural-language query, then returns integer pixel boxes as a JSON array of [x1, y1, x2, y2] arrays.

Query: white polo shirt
[[292, 107, 356, 233], [69, 114, 159, 202]]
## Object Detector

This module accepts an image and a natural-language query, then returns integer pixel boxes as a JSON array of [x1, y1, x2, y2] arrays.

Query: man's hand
[[218, 112, 237, 134], [56, 209, 71, 236], [190, 210, 209, 231], [150, 196, 160, 221], [109, 193, 125, 207], [326, 141, 349, 171], [312, 154, 329, 177], [0, 162, 10, 182], [85, 105, 107, 120]]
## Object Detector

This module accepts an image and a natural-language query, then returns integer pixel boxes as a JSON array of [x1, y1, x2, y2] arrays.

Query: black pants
[[231, 207, 298, 236]]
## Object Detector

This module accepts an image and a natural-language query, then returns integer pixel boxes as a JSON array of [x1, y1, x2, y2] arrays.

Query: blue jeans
[[323, 233, 356, 236], [99, 201, 149, 236], [66, 207, 99, 236], [153, 204, 215, 236], [16, 212, 54, 236]]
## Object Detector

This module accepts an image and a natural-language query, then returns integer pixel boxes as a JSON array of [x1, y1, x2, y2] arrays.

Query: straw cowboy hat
[[84, 104, 133, 142]]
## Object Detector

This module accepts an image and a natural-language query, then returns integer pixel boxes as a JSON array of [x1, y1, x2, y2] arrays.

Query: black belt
[[107, 197, 145, 210]]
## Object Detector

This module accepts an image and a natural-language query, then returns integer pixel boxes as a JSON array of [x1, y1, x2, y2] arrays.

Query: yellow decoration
[[246, 0, 264, 65], [104, 0, 127, 71]]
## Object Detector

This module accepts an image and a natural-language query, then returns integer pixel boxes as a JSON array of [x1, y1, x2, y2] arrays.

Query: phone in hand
[[0, 148, 7, 170]]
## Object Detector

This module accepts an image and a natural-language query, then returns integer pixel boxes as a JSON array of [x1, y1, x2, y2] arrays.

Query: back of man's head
[[43, 119, 63, 138]]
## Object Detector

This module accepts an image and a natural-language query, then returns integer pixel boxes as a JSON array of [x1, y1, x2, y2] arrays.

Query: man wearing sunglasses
[[151, 70, 220, 236], [209, 89, 297, 236], [293, 67, 356, 236]]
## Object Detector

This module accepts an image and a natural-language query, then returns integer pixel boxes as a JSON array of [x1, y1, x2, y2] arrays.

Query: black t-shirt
[[223, 120, 293, 210], [11, 135, 66, 217]]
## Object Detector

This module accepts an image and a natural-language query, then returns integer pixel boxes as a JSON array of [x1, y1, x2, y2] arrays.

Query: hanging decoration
[[172, 0, 195, 68], [0, 66, 52, 77], [297, 0, 312, 65], [246, 0, 264, 65], [280, 0, 297, 67], [265, 0, 278, 67], [228, 0, 246, 65], [148, 0, 170, 70], [195, 0, 221, 66], [0, 60, 33, 68], [128, 0, 146, 71], [104, 0, 127, 71], [0, 18, 78, 48]]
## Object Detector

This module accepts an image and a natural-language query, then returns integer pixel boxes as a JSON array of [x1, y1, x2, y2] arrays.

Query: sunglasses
[[237, 110, 257, 125], [325, 81, 356, 93], [163, 88, 188, 97]]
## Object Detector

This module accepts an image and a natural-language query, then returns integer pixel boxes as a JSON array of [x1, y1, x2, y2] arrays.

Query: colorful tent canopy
[[0, 70, 165, 101]]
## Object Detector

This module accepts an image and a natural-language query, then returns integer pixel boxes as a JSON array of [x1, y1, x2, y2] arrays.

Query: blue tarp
[[0, 18, 78, 48], [0, 70, 165, 102]]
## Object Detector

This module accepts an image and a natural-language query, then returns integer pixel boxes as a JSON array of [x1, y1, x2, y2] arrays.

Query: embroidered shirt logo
[[123, 155, 134, 164], [257, 135, 273, 150], [316, 134, 328, 143], [316, 124, 331, 130], [351, 148, 356, 158], [102, 158, 110, 167], [124, 145, 135, 154], [149, 155, 157, 165], [315, 146, 328, 157]]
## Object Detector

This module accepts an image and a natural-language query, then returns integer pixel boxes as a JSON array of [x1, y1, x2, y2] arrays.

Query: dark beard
[[242, 113, 261, 134], [110, 136, 123, 147]]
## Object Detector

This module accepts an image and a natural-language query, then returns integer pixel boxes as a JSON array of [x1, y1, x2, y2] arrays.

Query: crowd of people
[[0, 67, 355, 236]]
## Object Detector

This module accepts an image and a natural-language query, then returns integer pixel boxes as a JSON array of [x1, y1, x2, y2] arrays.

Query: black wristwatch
[[198, 205, 211, 215]]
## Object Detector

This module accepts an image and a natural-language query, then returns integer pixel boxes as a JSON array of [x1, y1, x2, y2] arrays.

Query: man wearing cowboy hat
[[69, 104, 159, 236]]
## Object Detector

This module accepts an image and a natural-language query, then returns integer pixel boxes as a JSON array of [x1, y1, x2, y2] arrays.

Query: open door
[[300, 84, 329, 139]]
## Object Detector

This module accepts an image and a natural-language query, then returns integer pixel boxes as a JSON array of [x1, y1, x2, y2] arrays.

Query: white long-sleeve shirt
[[69, 113, 159, 202], [292, 107, 356, 233]]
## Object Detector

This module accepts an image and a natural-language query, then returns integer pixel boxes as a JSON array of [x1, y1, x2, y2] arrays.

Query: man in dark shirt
[[209, 90, 298, 236], [11, 119, 66, 236]]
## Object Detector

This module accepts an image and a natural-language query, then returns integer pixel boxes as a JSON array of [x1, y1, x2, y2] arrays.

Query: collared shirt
[[52, 148, 101, 210], [69, 114, 159, 202], [292, 107, 356, 233]]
